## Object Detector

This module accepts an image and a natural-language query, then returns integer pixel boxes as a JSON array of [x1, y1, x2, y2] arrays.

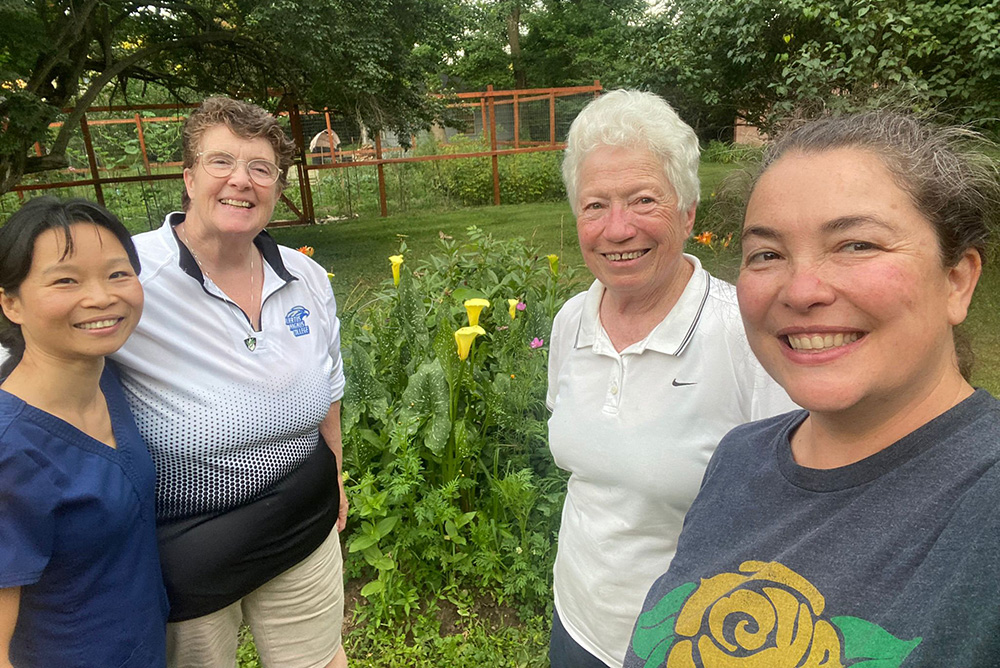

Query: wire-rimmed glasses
[[195, 150, 281, 186]]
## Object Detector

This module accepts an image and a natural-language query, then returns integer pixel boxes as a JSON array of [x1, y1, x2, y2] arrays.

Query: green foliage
[[0, 0, 458, 193], [346, 612, 550, 667], [700, 141, 764, 165], [520, 0, 644, 87], [437, 0, 641, 91], [427, 137, 565, 206], [340, 227, 579, 624], [631, 0, 1000, 138]]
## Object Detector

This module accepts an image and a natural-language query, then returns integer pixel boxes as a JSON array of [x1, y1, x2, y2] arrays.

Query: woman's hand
[[0, 586, 20, 668], [337, 473, 349, 532], [320, 400, 349, 532]]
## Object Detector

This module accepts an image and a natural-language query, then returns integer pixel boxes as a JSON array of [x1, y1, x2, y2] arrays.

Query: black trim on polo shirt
[[166, 212, 298, 285], [255, 231, 297, 283], [672, 269, 712, 356]]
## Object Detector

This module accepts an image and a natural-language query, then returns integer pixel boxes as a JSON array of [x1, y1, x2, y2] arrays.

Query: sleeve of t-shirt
[[0, 444, 57, 588]]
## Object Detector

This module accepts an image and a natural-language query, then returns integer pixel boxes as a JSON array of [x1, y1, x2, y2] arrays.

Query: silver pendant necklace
[[180, 227, 260, 351]]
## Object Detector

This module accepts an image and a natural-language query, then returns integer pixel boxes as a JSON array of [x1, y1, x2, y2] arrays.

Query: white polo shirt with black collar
[[112, 213, 345, 522], [545, 253, 795, 667]]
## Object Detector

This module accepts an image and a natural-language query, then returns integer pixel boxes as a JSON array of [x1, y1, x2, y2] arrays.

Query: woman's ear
[[0, 288, 23, 326], [947, 248, 983, 326]]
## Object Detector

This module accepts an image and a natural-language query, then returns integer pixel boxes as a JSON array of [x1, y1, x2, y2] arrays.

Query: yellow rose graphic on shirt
[[631, 561, 921, 668]]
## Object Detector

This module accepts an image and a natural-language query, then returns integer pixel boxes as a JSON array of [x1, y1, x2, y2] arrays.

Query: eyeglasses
[[195, 150, 281, 186]]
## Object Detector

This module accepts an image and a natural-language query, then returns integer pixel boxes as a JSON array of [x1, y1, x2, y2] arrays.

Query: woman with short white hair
[[546, 89, 794, 667]]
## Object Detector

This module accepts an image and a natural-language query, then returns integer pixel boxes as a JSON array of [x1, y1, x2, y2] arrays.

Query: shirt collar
[[164, 212, 297, 284], [574, 253, 712, 356]]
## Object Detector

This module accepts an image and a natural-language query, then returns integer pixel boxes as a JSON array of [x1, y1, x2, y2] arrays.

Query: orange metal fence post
[[375, 133, 388, 217], [513, 93, 520, 149], [549, 92, 556, 145], [286, 101, 314, 224], [324, 111, 337, 163], [79, 114, 105, 206], [487, 85, 500, 206], [134, 113, 152, 176], [480, 97, 488, 143]]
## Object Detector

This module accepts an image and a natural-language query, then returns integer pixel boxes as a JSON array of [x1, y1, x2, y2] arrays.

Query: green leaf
[[376, 515, 401, 538], [398, 360, 451, 457], [631, 582, 697, 661], [371, 555, 396, 571], [349, 534, 379, 553], [832, 616, 922, 667], [360, 580, 385, 598]]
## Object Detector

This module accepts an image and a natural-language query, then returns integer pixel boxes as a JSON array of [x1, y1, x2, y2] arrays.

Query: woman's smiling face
[[737, 147, 979, 420], [1, 223, 143, 363], [182, 124, 279, 239]]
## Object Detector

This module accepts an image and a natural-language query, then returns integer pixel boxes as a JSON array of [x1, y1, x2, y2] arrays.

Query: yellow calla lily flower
[[463, 298, 490, 327], [547, 254, 559, 276], [508, 298, 519, 320], [454, 325, 486, 361], [389, 255, 404, 286]]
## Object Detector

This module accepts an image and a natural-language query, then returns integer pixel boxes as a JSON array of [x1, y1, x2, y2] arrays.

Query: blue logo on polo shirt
[[285, 306, 311, 337]]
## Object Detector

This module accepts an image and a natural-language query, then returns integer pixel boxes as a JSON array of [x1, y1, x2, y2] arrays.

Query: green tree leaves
[[629, 0, 1000, 138]]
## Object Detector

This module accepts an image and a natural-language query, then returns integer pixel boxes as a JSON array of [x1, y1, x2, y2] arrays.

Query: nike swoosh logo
[[672, 379, 697, 387]]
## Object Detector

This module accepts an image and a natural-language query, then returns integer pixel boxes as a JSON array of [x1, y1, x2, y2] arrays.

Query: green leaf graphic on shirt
[[632, 581, 697, 666], [832, 616, 922, 667]]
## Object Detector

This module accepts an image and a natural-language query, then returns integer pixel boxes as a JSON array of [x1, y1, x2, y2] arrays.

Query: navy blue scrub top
[[0, 363, 168, 667]]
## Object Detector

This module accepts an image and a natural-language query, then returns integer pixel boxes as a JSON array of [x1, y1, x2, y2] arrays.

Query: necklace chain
[[179, 226, 260, 351]]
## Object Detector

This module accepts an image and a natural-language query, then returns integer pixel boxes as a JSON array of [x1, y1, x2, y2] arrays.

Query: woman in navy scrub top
[[0, 197, 168, 667]]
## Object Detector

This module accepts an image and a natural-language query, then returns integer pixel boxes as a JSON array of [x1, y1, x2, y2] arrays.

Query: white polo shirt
[[546, 253, 795, 666], [112, 214, 345, 521]]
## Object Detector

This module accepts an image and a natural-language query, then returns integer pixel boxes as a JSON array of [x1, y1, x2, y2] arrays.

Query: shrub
[[429, 137, 565, 207], [339, 227, 582, 625], [700, 139, 764, 165]]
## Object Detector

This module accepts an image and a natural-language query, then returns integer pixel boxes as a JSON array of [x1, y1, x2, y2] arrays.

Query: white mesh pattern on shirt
[[122, 368, 333, 520]]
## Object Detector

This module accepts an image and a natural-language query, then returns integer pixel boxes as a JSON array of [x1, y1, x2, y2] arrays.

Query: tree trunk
[[507, 2, 527, 90]]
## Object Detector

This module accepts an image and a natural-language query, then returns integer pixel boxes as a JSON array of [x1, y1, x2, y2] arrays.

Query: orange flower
[[693, 231, 715, 247], [297, 246, 315, 257]]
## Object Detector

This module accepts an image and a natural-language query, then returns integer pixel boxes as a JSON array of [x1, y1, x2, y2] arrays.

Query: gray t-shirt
[[625, 389, 1000, 668]]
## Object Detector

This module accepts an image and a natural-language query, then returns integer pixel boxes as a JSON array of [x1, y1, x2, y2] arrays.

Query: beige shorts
[[166, 527, 345, 668]]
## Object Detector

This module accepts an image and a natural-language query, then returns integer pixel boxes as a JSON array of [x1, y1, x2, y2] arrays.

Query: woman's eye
[[583, 202, 603, 211], [53, 277, 77, 285], [110, 271, 132, 279], [745, 250, 781, 265], [841, 241, 879, 253]]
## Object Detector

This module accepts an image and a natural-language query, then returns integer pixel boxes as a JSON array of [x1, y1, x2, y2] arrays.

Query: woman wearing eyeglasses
[[111, 98, 349, 668]]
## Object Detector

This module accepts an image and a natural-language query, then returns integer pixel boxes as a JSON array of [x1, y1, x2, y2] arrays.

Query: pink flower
[[516, 302, 526, 311], [530, 337, 544, 349]]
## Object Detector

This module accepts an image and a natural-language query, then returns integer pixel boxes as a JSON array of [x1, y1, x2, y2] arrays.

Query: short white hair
[[562, 89, 701, 216]]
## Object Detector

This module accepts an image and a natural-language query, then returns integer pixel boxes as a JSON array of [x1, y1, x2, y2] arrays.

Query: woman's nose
[[602, 204, 636, 241], [227, 162, 254, 188], [781, 262, 836, 311], [82, 281, 115, 308]]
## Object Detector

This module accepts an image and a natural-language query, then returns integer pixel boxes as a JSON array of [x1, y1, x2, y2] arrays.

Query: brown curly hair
[[181, 97, 297, 210]]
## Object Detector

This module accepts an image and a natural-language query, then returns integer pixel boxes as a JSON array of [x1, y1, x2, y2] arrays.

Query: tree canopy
[[630, 0, 1000, 139], [4, 0, 998, 194], [0, 0, 455, 193]]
